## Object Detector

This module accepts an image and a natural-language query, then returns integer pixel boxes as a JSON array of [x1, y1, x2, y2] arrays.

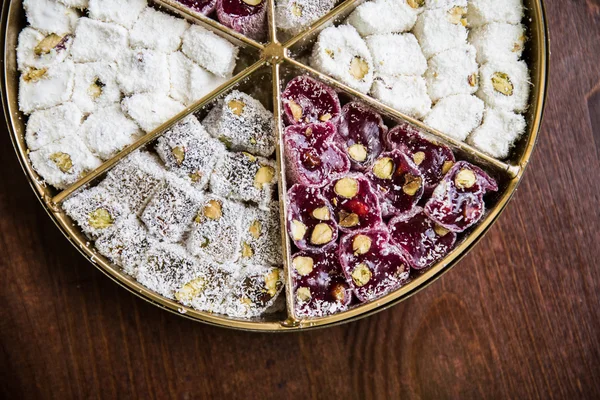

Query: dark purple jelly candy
[[282, 75, 341, 126], [284, 122, 350, 186], [424, 161, 498, 232], [175, 0, 217, 15], [323, 174, 382, 233], [367, 149, 424, 218], [287, 184, 339, 253], [336, 102, 387, 171], [338, 228, 410, 302], [388, 207, 457, 270], [385, 123, 456, 195], [216, 0, 267, 41], [292, 249, 353, 317]]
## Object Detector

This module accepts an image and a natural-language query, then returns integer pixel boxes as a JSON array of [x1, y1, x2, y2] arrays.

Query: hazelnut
[[241, 242, 254, 258], [312, 207, 330, 220], [49, 152, 73, 173], [402, 174, 422, 196], [330, 283, 347, 302], [442, 160, 454, 174], [447, 6, 467, 25], [349, 56, 369, 80], [319, 113, 332, 122], [175, 277, 207, 303], [88, 77, 105, 99], [348, 144, 368, 162], [310, 223, 334, 245], [88, 208, 113, 229], [34, 34, 64, 55], [296, 287, 311, 303], [293, 256, 314, 276], [468, 73, 479, 87], [373, 157, 394, 180], [264, 269, 280, 297], [407, 0, 424, 9], [249, 220, 262, 238], [172, 146, 185, 165], [412, 151, 426, 166], [288, 99, 303, 122], [228, 99, 245, 116], [491, 72, 514, 96], [254, 165, 275, 189], [454, 168, 476, 189], [290, 219, 307, 241], [203, 199, 222, 220], [351, 263, 372, 287], [339, 210, 359, 228], [352, 234, 372, 255], [291, 2, 303, 16], [23, 68, 47, 82], [334, 177, 359, 198], [434, 224, 450, 237]]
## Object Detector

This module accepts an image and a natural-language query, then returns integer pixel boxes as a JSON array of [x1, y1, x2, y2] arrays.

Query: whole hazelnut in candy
[[388, 206, 457, 270], [338, 228, 411, 302], [424, 161, 498, 232], [367, 149, 424, 218], [384, 123, 455, 195], [175, 0, 218, 15], [336, 102, 387, 171], [287, 184, 339, 253], [282, 75, 341, 126], [216, 0, 267, 41], [284, 122, 350, 186]]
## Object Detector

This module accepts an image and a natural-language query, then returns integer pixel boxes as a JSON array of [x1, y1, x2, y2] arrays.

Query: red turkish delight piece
[[175, 0, 217, 15], [282, 75, 341, 126], [216, 0, 267, 41]]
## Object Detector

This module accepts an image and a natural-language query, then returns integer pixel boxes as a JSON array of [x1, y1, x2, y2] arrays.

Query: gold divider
[[266, 0, 278, 43]]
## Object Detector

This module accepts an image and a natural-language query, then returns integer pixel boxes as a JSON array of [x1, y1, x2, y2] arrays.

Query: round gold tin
[[1, 0, 549, 331]]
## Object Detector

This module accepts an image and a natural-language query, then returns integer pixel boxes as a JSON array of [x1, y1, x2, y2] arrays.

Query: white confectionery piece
[[141, 175, 202, 242], [19, 60, 75, 115], [168, 52, 226, 106], [116, 49, 170, 95], [310, 25, 374, 94], [413, 8, 468, 59], [17, 28, 73, 72], [100, 151, 165, 214], [62, 186, 129, 238], [346, 0, 420, 37], [365, 33, 427, 78], [79, 104, 142, 160], [57, 0, 88, 8], [275, 0, 336, 36], [186, 194, 245, 263], [467, 107, 526, 159], [468, 23, 526, 64], [221, 265, 284, 318], [88, 0, 148, 29], [25, 102, 82, 151], [155, 116, 225, 190], [370, 76, 431, 119], [29, 136, 101, 189], [425, 44, 478, 102], [136, 243, 199, 300], [467, 0, 524, 28], [121, 93, 185, 132], [210, 151, 278, 210], [424, 94, 484, 141], [71, 62, 121, 114], [425, 0, 466, 9], [202, 90, 276, 157], [129, 8, 189, 53], [95, 215, 153, 276], [477, 60, 530, 113], [181, 25, 239, 78], [23, 0, 79, 35], [69, 18, 129, 63], [239, 203, 282, 266]]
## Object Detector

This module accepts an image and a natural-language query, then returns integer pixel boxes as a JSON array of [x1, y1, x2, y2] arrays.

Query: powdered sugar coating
[[88, 0, 147, 29], [424, 94, 485, 141], [116, 49, 170, 96], [182, 25, 239, 78], [121, 93, 185, 132], [69, 18, 129, 63], [71, 62, 121, 114], [168, 52, 227, 106], [57, 0, 89, 8], [23, 0, 79, 35], [19, 60, 75, 115], [370, 76, 431, 119], [477, 60, 530, 113], [17, 28, 73, 72], [276, 0, 335, 36], [240, 202, 282, 266], [425, 0, 466, 9], [129, 8, 190, 53], [467, 0, 524, 28], [468, 23, 526, 64], [413, 8, 467, 59], [467, 108, 526, 159], [346, 0, 420, 37], [366, 33, 427, 78], [25, 102, 83, 151], [425, 44, 478, 102]]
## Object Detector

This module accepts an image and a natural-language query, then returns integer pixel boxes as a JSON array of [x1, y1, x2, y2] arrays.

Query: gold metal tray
[[1, 0, 549, 331]]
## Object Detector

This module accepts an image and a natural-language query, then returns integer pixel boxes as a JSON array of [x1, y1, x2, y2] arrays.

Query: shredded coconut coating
[[80, 104, 143, 160], [155, 115, 225, 190], [370, 76, 431, 119], [23, 0, 79, 35], [413, 8, 468, 59], [25, 102, 83, 151], [100, 151, 166, 214], [141, 174, 203, 243], [129, 8, 190, 53], [116, 49, 170, 96], [181, 25, 239, 78], [209, 151, 278, 210], [275, 0, 335, 36], [203, 90, 276, 157], [467, 0, 524, 28], [17, 27, 73, 72], [70, 18, 129, 63], [425, 0, 466, 9], [476, 60, 530, 113], [239, 202, 282, 266], [187, 194, 245, 263], [71, 61, 121, 114], [88, 0, 147, 29], [57, 0, 89, 8], [366, 33, 427, 78], [121, 93, 185, 132], [424, 94, 484, 141], [468, 23, 526, 64], [63, 185, 130, 238], [19, 60, 75, 115], [346, 0, 419, 37], [168, 51, 227, 106], [425, 44, 478, 102], [310, 25, 374, 94], [467, 107, 526, 159]]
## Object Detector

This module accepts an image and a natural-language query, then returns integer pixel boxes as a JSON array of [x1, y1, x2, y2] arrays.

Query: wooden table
[[1, 2, 599, 399]]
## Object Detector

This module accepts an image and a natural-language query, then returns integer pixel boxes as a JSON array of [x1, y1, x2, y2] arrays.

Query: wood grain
[[1, 1, 599, 398]]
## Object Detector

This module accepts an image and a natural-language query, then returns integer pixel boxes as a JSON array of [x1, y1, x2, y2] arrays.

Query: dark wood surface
[[1, 2, 599, 399]]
